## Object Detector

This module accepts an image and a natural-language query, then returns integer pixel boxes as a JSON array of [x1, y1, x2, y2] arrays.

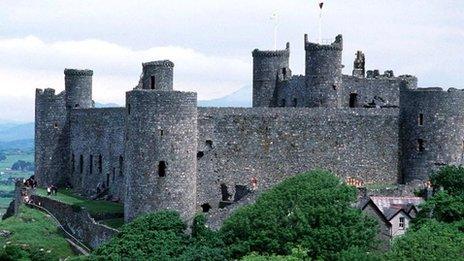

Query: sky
[[0, 0, 462, 122]]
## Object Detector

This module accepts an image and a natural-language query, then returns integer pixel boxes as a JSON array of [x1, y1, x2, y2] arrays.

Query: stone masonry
[[34, 34, 461, 224]]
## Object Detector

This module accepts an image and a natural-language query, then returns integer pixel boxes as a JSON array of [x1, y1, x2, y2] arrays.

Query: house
[[359, 196, 424, 244]]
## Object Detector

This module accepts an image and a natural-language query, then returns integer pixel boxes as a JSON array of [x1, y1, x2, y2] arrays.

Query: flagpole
[[271, 12, 279, 50], [318, 1, 323, 44]]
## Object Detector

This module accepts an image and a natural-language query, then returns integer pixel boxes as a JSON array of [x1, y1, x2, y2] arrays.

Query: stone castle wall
[[69, 108, 126, 200], [196, 107, 400, 213]]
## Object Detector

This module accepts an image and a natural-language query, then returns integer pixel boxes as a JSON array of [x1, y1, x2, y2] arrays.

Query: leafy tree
[[93, 211, 189, 260], [220, 170, 379, 260], [11, 160, 35, 171], [91, 212, 225, 261], [414, 191, 464, 225], [241, 248, 309, 261], [430, 165, 464, 195], [385, 220, 464, 260]]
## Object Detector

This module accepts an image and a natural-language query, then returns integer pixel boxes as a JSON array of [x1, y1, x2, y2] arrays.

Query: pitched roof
[[362, 196, 424, 222]]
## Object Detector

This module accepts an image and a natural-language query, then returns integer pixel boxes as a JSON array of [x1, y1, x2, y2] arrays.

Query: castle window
[[282, 68, 287, 77], [75, 104, 80, 108], [201, 203, 212, 213], [79, 155, 84, 174], [349, 93, 358, 108], [127, 104, 131, 115], [220, 183, 231, 201], [98, 154, 102, 174], [418, 113, 424, 126], [119, 156, 124, 176], [333, 84, 338, 91], [417, 139, 425, 152], [158, 161, 166, 177], [206, 140, 213, 149], [53, 123, 58, 129], [197, 151, 204, 159], [160, 129, 164, 136], [71, 154, 75, 172], [89, 155, 93, 174], [150, 75, 156, 89], [281, 99, 286, 107], [293, 98, 298, 107]]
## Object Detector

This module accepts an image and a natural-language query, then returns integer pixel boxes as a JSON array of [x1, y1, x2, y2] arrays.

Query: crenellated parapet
[[304, 34, 343, 51]]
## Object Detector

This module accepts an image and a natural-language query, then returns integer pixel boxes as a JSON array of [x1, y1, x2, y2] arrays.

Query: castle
[[35, 34, 464, 224]]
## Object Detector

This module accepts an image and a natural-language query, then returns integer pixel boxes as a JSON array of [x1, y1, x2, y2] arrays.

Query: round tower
[[140, 60, 174, 90], [400, 88, 464, 183], [64, 69, 93, 109], [252, 43, 290, 107], [305, 34, 343, 107], [124, 89, 198, 222]]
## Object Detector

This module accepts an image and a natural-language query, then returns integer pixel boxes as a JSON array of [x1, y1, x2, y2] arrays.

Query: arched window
[[150, 75, 156, 89], [349, 93, 358, 108], [293, 98, 298, 107]]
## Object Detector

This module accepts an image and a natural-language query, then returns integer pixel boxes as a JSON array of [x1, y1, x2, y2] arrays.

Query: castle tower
[[124, 61, 197, 222], [400, 88, 464, 183], [305, 34, 343, 108], [64, 69, 93, 109], [35, 89, 68, 187], [252, 43, 290, 107], [140, 60, 174, 90]]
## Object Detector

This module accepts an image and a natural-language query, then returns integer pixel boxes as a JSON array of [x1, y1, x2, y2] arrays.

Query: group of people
[[46, 184, 58, 196]]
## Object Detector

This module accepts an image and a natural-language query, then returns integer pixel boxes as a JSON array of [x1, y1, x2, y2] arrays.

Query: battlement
[[142, 60, 175, 68], [305, 34, 343, 51], [252, 43, 290, 57], [64, 69, 93, 76]]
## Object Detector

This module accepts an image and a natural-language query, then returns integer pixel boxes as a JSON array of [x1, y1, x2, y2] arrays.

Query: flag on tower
[[319, 1, 324, 9]]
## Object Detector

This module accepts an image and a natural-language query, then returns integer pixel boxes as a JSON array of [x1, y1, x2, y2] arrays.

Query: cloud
[[0, 36, 250, 121]]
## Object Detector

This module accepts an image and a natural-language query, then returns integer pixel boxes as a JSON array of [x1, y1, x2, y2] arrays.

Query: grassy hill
[[0, 206, 76, 260]]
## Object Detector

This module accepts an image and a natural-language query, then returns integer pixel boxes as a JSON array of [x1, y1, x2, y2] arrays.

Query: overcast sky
[[0, 0, 463, 122]]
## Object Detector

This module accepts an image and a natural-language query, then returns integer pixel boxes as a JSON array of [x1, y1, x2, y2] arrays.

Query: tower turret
[[64, 69, 93, 109], [352, 51, 365, 78], [125, 61, 197, 222], [140, 60, 174, 90], [305, 34, 343, 107], [252, 43, 290, 107]]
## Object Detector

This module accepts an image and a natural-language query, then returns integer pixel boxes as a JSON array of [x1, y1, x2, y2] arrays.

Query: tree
[[430, 165, 464, 196], [93, 211, 189, 260], [11, 160, 34, 171], [91, 212, 225, 260], [220, 170, 379, 260], [414, 191, 464, 225], [385, 220, 464, 260]]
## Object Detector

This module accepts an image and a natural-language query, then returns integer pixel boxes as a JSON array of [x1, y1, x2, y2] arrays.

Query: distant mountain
[[198, 86, 251, 107], [0, 123, 34, 143], [0, 139, 34, 151]]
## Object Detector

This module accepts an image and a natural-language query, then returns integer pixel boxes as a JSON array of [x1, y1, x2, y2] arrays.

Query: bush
[[220, 170, 379, 259], [385, 220, 464, 260], [430, 165, 464, 195], [414, 191, 464, 225]]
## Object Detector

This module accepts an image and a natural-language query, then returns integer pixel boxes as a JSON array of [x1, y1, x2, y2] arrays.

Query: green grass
[[36, 188, 124, 216], [100, 218, 124, 229], [0, 205, 75, 260], [0, 152, 34, 171]]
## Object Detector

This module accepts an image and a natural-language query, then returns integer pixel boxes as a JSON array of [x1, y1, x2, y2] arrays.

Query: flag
[[270, 12, 278, 21], [319, 1, 324, 9]]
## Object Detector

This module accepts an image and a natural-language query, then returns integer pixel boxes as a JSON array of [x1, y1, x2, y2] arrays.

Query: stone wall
[[69, 108, 126, 200], [196, 107, 400, 215], [30, 195, 118, 249]]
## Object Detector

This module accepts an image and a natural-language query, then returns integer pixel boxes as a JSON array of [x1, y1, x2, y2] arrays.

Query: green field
[[0, 206, 75, 260], [36, 188, 124, 217]]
